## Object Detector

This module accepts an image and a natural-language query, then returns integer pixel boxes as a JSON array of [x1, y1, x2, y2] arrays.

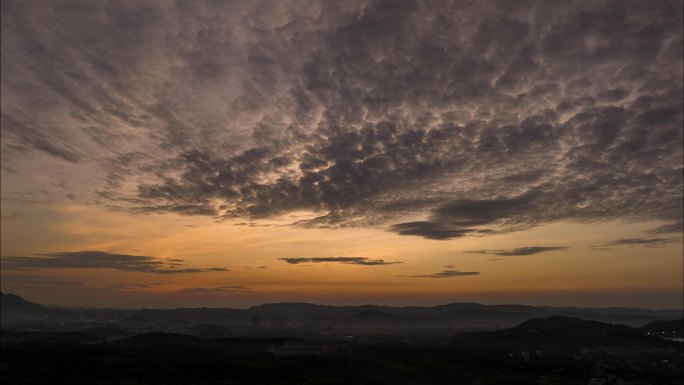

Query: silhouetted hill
[[642, 319, 684, 332], [350, 310, 411, 324], [441, 308, 543, 321], [250, 302, 339, 312], [2, 292, 682, 329], [245, 302, 681, 325], [447, 315, 675, 355], [0, 292, 46, 314], [542, 306, 683, 318], [432, 303, 546, 314], [513, 315, 614, 331]]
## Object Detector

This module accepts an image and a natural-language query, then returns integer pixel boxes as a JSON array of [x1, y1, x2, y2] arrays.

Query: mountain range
[[2, 292, 681, 329]]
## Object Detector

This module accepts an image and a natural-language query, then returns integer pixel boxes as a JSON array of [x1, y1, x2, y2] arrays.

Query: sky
[[1, 0, 682, 309]]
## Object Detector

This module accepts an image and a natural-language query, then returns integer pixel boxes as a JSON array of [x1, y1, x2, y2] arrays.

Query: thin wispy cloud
[[1, 251, 229, 275], [605, 238, 680, 248], [0, 274, 85, 287], [279, 257, 402, 266], [108, 283, 153, 292], [648, 221, 683, 235], [466, 247, 568, 256], [410, 270, 480, 279]]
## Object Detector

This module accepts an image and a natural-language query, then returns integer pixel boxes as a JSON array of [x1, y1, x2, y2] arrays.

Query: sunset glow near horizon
[[1, 0, 682, 309]]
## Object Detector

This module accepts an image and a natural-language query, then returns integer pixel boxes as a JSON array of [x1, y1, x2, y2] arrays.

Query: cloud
[[177, 286, 249, 293], [108, 283, 153, 291], [410, 270, 480, 278], [1, 113, 83, 163], [1, 251, 229, 274], [466, 246, 568, 256], [648, 220, 684, 235], [278, 257, 402, 265], [1, 0, 681, 240], [202, 267, 231, 272], [605, 238, 680, 247], [390, 193, 538, 239]]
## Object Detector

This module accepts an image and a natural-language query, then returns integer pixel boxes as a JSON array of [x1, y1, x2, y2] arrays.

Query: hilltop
[[1, 292, 45, 314], [1, 292, 681, 331], [447, 315, 676, 355]]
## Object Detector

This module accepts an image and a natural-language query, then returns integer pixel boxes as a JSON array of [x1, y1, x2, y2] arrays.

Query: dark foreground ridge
[[448, 315, 677, 355], [1, 293, 683, 384], [2, 314, 682, 385]]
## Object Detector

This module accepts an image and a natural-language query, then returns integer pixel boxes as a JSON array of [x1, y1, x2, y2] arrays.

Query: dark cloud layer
[[2, 0, 682, 239], [1, 251, 229, 274], [0, 274, 85, 288], [390, 194, 538, 239], [605, 238, 680, 247], [279, 257, 401, 265], [410, 270, 480, 278], [467, 246, 568, 256], [648, 220, 684, 235], [108, 283, 153, 291]]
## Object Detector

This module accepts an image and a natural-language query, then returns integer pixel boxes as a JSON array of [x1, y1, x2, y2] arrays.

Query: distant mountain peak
[[1, 292, 46, 314], [513, 315, 609, 332]]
